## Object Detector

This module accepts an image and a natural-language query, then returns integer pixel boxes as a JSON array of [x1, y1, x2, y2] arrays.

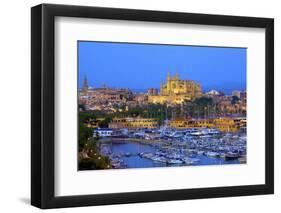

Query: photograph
[[29, 3, 274, 209], [77, 41, 247, 170]]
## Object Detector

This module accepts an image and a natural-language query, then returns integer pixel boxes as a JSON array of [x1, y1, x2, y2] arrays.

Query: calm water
[[101, 140, 240, 168]]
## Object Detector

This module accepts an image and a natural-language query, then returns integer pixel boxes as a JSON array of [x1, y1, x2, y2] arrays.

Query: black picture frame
[[31, 3, 274, 209]]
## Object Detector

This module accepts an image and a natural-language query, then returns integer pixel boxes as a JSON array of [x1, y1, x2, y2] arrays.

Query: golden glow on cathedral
[[148, 72, 202, 104]]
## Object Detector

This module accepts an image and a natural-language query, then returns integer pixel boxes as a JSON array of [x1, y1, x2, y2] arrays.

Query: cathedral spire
[[176, 71, 179, 80], [167, 71, 170, 81]]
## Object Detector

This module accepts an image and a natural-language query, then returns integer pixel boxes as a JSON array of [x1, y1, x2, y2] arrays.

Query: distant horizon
[[80, 77, 246, 93], [78, 41, 246, 94], [80, 85, 245, 96]]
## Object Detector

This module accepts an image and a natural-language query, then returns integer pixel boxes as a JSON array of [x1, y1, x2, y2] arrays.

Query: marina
[[98, 128, 246, 169]]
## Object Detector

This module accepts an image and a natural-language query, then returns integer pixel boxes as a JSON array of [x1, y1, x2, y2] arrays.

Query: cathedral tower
[[167, 71, 171, 95], [175, 71, 179, 80], [83, 75, 89, 91]]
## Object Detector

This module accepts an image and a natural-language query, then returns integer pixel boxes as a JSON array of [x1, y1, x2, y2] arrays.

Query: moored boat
[[167, 159, 183, 164], [205, 151, 220, 158], [225, 152, 240, 160]]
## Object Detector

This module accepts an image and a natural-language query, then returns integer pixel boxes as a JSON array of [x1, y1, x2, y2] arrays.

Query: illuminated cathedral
[[148, 72, 202, 104]]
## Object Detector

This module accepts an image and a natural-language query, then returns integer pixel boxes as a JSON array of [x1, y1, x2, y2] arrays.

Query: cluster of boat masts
[[100, 128, 247, 168], [130, 127, 232, 141], [139, 143, 246, 165], [160, 127, 222, 137], [138, 151, 200, 165]]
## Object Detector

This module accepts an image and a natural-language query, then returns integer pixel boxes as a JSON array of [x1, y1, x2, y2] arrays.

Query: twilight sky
[[78, 41, 246, 94]]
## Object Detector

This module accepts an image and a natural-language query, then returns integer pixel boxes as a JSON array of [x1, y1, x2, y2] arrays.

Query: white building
[[206, 89, 221, 96], [93, 128, 113, 137]]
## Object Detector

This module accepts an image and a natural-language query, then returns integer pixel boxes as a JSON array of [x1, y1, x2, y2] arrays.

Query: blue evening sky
[[78, 41, 246, 94]]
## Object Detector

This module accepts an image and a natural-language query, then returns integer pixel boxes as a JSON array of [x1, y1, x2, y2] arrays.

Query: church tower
[[160, 82, 163, 95], [175, 71, 179, 80], [167, 71, 171, 95], [83, 75, 89, 92]]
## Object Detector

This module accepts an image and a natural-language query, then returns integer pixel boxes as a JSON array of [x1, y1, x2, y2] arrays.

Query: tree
[[98, 117, 112, 128], [78, 104, 86, 111], [78, 111, 95, 150], [231, 95, 240, 105], [193, 97, 214, 118], [183, 100, 194, 118], [194, 97, 213, 107], [78, 123, 92, 150]]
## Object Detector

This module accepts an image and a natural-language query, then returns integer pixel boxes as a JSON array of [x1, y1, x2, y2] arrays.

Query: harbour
[[97, 129, 246, 169]]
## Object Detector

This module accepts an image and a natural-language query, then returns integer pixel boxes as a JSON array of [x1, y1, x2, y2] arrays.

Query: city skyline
[[78, 41, 247, 94], [78, 41, 247, 170]]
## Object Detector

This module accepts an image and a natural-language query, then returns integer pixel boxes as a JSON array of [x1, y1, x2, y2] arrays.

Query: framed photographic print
[[31, 3, 274, 209]]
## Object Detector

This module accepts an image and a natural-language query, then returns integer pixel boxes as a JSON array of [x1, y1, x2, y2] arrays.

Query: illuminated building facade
[[109, 117, 158, 129], [148, 72, 202, 104], [167, 117, 242, 132]]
